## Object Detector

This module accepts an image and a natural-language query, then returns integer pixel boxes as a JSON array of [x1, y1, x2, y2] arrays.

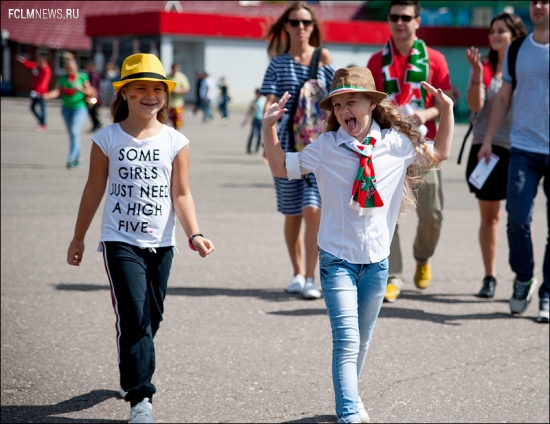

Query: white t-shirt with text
[[92, 123, 188, 250]]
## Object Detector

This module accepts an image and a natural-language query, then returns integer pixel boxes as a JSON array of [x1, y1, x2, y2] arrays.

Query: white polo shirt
[[285, 121, 433, 264]]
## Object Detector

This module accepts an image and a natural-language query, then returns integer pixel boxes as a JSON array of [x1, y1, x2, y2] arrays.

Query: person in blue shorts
[[260, 1, 335, 299]]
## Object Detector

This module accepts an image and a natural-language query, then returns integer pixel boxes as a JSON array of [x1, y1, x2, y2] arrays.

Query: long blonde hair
[[266, 1, 322, 58], [325, 95, 438, 213]]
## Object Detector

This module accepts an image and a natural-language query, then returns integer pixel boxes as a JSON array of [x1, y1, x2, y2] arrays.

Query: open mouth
[[345, 117, 357, 132], [141, 101, 158, 107]]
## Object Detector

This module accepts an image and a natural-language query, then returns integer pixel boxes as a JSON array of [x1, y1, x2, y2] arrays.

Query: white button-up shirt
[[285, 121, 433, 264]]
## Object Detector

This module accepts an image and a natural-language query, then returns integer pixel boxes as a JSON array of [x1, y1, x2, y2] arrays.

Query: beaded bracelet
[[188, 233, 204, 251]]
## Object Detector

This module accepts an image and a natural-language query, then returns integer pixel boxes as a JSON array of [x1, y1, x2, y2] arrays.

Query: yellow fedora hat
[[112, 53, 176, 93], [319, 67, 387, 111]]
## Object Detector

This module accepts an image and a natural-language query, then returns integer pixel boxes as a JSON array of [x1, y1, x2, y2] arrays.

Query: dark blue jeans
[[246, 118, 262, 152], [219, 98, 228, 119], [101, 241, 174, 406], [506, 148, 549, 300], [31, 96, 46, 126]]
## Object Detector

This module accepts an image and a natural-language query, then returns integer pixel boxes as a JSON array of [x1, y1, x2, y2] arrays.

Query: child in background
[[242, 88, 266, 153], [218, 76, 230, 124], [262, 67, 453, 423], [66, 53, 214, 423], [15, 54, 52, 131]]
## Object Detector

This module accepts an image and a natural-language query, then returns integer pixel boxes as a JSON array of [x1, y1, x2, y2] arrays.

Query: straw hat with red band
[[112, 53, 177, 93], [318, 67, 387, 111]]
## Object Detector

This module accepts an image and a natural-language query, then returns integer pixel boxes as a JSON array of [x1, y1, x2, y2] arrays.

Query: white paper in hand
[[468, 153, 500, 190]]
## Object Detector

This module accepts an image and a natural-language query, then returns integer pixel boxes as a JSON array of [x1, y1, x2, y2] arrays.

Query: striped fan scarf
[[342, 136, 384, 216], [382, 37, 429, 109]]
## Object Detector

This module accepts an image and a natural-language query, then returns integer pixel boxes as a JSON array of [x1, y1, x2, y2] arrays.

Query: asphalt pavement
[[1, 97, 548, 423]]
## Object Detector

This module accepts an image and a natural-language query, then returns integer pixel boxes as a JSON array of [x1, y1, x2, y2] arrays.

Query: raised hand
[[262, 92, 291, 127], [421, 81, 453, 109], [466, 46, 483, 74], [422, 81, 454, 162]]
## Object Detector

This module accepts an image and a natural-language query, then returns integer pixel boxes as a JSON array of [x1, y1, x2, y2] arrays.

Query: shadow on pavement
[[55, 284, 298, 302], [1, 389, 123, 423], [54, 284, 518, 324], [268, 308, 327, 316], [284, 415, 336, 423], [378, 306, 513, 325], [268, 306, 513, 325], [397, 290, 509, 304]]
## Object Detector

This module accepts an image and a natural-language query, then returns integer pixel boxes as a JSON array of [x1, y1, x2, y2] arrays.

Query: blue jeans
[[102, 242, 174, 406], [30, 96, 46, 126], [202, 99, 213, 121], [506, 148, 550, 300], [61, 107, 88, 163], [219, 97, 228, 119], [319, 248, 388, 423], [247, 118, 262, 152]]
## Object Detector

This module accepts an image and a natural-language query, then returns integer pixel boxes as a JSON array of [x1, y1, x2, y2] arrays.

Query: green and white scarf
[[381, 37, 429, 109], [341, 136, 384, 216]]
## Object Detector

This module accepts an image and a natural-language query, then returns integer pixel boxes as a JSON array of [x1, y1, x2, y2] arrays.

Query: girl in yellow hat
[[66, 53, 215, 423], [263, 66, 454, 423]]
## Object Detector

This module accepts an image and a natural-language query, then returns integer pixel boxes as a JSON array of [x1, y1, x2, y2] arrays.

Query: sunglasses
[[488, 29, 511, 35], [388, 14, 417, 23], [288, 19, 314, 28]]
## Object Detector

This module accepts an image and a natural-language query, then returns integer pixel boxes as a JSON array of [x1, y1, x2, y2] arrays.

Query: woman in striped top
[[260, 1, 335, 299]]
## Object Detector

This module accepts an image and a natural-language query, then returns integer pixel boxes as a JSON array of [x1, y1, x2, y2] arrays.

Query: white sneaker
[[303, 278, 322, 299], [358, 396, 371, 423], [119, 386, 127, 399], [286, 274, 305, 293], [537, 298, 549, 323], [129, 398, 154, 423]]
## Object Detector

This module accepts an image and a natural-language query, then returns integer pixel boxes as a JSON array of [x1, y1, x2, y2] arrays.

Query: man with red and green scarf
[[367, 0, 452, 303]]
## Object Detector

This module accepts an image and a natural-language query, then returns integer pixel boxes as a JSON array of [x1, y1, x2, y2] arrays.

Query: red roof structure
[[2, 1, 160, 49], [1, 1, 366, 50], [2, 1, 488, 52]]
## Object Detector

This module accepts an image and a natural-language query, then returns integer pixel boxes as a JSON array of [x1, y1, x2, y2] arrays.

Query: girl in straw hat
[[67, 53, 214, 423], [263, 66, 454, 423]]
